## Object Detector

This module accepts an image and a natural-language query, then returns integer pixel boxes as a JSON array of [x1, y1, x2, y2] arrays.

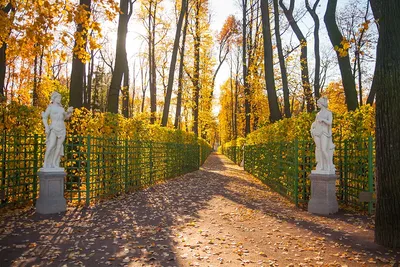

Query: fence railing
[[223, 137, 375, 214], [0, 134, 211, 207]]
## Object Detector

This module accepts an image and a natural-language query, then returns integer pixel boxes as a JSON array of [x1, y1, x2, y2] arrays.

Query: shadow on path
[[0, 153, 398, 267]]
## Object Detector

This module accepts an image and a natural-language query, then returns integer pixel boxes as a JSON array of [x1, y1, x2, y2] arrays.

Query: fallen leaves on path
[[0, 153, 398, 266]]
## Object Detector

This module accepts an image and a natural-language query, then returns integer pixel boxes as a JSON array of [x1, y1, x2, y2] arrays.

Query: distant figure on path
[[310, 97, 335, 173], [42, 92, 73, 169]]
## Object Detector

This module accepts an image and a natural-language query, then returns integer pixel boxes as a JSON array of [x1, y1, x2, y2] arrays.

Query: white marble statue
[[310, 97, 335, 174], [42, 92, 73, 169]]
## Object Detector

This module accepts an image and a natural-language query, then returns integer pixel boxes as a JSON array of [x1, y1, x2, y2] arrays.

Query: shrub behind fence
[[222, 137, 375, 214], [0, 134, 211, 207]]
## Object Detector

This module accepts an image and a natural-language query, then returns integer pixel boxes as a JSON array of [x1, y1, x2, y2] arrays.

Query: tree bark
[[161, 0, 187, 127], [70, 0, 91, 108], [140, 59, 147, 113], [192, 0, 201, 136], [234, 50, 240, 139], [0, 2, 13, 101], [261, 0, 282, 123], [174, 10, 189, 129], [86, 49, 95, 109], [107, 0, 133, 113], [324, 0, 358, 111], [273, 0, 291, 118], [33, 52, 39, 106], [369, 0, 381, 29], [242, 0, 251, 136], [280, 0, 314, 112], [122, 60, 129, 117], [149, 0, 158, 124], [305, 0, 321, 100], [372, 0, 400, 249]]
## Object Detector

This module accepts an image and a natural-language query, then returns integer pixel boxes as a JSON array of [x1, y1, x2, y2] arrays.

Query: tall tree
[[279, 0, 314, 112], [107, 0, 135, 113], [0, 2, 14, 101], [192, 0, 201, 136], [148, 0, 159, 124], [211, 15, 239, 99], [70, 0, 92, 108], [324, 0, 358, 111], [371, 0, 400, 249], [273, 0, 291, 118], [161, 0, 187, 127], [174, 9, 189, 129], [305, 0, 321, 100], [122, 60, 130, 117], [241, 0, 251, 136], [261, 0, 282, 122]]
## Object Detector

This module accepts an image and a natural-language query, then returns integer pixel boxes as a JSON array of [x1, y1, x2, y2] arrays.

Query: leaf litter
[[0, 153, 398, 266]]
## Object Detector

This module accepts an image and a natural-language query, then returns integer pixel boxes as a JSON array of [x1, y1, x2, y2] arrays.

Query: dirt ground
[[0, 153, 399, 267]]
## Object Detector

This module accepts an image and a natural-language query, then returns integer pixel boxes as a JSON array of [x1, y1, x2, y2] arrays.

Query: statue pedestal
[[308, 173, 338, 215], [36, 169, 66, 214]]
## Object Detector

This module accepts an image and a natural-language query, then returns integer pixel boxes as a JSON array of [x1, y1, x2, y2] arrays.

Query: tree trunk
[[86, 49, 94, 109], [149, 0, 157, 124], [372, 0, 400, 249], [83, 62, 87, 106], [261, 0, 282, 123], [140, 60, 147, 113], [324, 0, 358, 111], [369, 0, 381, 29], [242, 0, 251, 136], [0, 42, 6, 101], [161, 0, 187, 127], [33, 52, 39, 106], [280, 0, 314, 112], [70, 0, 91, 108], [122, 60, 129, 118], [192, 1, 201, 136], [234, 50, 240, 140], [305, 0, 321, 100], [366, 82, 376, 105], [230, 57, 235, 139], [107, 0, 132, 113], [273, 0, 291, 118], [0, 3, 13, 101], [174, 11, 189, 129]]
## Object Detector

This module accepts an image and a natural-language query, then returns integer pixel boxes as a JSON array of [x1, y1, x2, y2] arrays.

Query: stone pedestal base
[[308, 173, 338, 215], [36, 169, 66, 214]]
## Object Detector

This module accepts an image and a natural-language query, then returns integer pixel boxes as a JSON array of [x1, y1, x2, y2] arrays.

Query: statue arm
[[42, 106, 51, 134], [64, 106, 74, 120], [320, 111, 333, 126]]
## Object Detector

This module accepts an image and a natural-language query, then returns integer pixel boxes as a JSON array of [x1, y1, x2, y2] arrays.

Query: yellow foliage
[[244, 105, 375, 145], [323, 82, 347, 114], [334, 38, 351, 57], [1, 101, 201, 147]]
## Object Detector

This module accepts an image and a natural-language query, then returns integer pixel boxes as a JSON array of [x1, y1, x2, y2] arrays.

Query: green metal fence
[[223, 137, 375, 214], [0, 134, 211, 207], [221, 145, 244, 166]]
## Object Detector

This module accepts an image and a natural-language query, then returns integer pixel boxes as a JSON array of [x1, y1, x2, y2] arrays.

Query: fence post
[[368, 136, 374, 214], [197, 145, 200, 169], [33, 134, 39, 202], [199, 144, 202, 167], [243, 145, 246, 171], [294, 139, 299, 207], [125, 139, 129, 193], [85, 135, 91, 206], [344, 140, 348, 203], [149, 142, 153, 183]]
